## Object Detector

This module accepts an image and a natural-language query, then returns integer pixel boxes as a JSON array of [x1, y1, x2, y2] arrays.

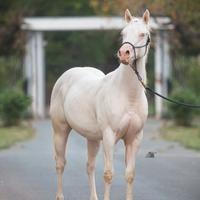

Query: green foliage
[[174, 56, 200, 97], [168, 89, 197, 126], [0, 56, 22, 89], [0, 1, 25, 56], [0, 90, 31, 126], [23, 0, 95, 16], [0, 125, 34, 149], [91, 0, 200, 55], [162, 125, 200, 151]]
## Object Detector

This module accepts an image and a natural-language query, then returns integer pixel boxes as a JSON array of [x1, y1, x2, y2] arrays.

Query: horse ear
[[143, 9, 150, 24], [125, 9, 133, 23]]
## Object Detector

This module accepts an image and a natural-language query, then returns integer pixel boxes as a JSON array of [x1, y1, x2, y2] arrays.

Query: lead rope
[[132, 62, 200, 108]]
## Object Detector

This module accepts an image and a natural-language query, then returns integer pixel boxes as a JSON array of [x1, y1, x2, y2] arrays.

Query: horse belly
[[63, 78, 102, 140], [65, 103, 102, 140]]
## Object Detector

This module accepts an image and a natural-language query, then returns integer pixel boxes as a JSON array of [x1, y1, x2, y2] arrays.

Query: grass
[[0, 125, 35, 149], [161, 124, 200, 151]]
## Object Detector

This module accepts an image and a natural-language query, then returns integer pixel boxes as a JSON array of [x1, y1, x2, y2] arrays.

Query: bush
[[168, 89, 197, 126], [174, 56, 200, 98], [0, 90, 31, 126], [0, 56, 22, 90]]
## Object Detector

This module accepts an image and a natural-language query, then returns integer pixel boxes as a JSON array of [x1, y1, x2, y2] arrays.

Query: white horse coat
[[51, 64, 147, 140], [50, 9, 150, 200]]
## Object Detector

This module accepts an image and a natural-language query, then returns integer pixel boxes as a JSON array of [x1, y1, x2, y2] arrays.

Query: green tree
[[90, 0, 200, 55]]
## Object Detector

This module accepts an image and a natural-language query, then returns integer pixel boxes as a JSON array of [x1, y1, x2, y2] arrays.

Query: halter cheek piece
[[120, 35, 151, 86]]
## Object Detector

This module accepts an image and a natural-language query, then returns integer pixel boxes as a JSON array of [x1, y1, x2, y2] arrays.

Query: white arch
[[22, 16, 173, 118]]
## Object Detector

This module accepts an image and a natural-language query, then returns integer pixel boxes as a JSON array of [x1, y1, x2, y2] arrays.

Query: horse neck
[[112, 57, 147, 98]]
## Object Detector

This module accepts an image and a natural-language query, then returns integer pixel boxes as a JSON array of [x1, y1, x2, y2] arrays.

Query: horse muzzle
[[117, 43, 134, 65]]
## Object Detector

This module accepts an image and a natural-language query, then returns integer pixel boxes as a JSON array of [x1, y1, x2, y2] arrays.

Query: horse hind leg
[[52, 119, 71, 200]]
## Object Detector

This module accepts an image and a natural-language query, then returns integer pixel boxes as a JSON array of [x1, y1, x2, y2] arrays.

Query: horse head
[[118, 9, 151, 65]]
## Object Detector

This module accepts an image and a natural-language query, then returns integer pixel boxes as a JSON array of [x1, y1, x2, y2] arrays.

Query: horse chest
[[96, 92, 147, 137]]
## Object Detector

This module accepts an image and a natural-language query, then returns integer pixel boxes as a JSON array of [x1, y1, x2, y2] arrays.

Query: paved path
[[0, 119, 200, 200]]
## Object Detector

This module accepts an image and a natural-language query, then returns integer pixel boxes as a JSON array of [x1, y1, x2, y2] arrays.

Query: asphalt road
[[0, 119, 200, 200]]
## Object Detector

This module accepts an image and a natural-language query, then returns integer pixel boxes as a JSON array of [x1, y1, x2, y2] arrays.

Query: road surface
[[0, 119, 200, 200]]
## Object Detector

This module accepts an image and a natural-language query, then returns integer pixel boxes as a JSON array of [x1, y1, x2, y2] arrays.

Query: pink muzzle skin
[[117, 43, 133, 65]]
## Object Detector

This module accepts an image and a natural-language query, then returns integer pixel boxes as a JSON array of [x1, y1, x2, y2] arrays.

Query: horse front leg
[[87, 139, 100, 200], [102, 127, 115, 200], [124, 130, 143, 200]]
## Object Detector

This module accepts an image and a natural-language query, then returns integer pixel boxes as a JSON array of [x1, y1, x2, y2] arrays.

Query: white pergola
[[22, 16, 173, 118]]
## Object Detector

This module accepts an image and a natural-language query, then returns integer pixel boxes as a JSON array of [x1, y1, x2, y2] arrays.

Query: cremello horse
[[50, 9, 151, 200]]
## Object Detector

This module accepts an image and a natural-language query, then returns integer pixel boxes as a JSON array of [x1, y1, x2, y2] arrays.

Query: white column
[[31, 33, 38, 117], [154, 30, 163, 119], [24, 31, 45, 118], [35, 31, 45, 118]]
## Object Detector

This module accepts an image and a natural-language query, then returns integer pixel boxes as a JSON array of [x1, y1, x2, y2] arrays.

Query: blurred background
[[0, 0, 199, 148], [0, 2, 200, 200]]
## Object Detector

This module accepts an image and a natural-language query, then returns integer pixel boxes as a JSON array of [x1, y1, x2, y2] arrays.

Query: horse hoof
[[56, 194, 64, 200]]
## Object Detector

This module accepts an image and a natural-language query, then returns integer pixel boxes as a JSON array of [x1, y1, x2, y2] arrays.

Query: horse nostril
[[118, 50, 121, 56], [126, 50, 130, 55]]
